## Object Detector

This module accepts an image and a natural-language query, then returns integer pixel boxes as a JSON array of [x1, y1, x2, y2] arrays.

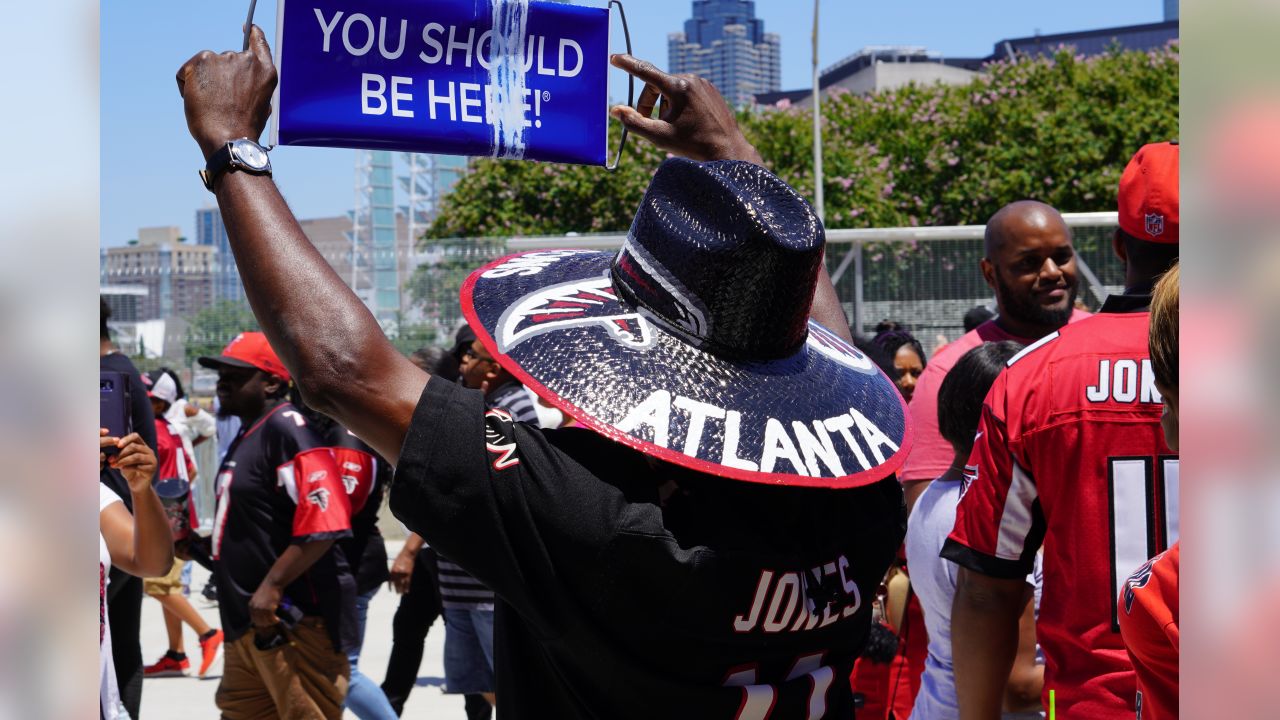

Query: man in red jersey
[[945, 142, 1180, 719], [1118, 263, 1179, 720]]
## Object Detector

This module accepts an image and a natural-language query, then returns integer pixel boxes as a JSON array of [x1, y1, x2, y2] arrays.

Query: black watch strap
[[199, 144, 235, 192], [199, 140, 271, 193]]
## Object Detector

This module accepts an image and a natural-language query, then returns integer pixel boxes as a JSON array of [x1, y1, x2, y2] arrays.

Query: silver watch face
[[232, 140, 270, 170]]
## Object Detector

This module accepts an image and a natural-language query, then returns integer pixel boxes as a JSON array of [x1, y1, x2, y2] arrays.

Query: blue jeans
[[345, 588, 399, 720], [442, 607, 495, 694]]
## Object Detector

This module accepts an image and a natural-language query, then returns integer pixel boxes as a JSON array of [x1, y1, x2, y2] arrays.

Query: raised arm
[[175, 27, 425, 464], [609, 55, 853, 341]]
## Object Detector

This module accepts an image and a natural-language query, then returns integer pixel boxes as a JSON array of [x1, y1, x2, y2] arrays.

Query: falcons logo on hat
[[306, 488, 331, 511], [1145, 213, 1165, 238], [497, 276, 655, 353], [806, 323, 876, 374]]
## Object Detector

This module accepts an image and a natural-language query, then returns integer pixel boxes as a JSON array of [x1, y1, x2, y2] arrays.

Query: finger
[[609, 106, 676, 145], [175, 51, 210, 97], [610, 54, 683, 94], [100, 428, 109, 436], [114, 441, 152, 466], [247, 25, 273, 66], [115, 432, 142, 448], [635, 83, 661, 119], [100, 436, 118, 449]]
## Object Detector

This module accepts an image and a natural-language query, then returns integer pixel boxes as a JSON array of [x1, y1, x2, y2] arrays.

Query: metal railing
[[507, 211, 1122, 346]]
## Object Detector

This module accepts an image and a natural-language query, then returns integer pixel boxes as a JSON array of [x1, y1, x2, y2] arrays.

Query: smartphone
[[100, 371, 132, 454]]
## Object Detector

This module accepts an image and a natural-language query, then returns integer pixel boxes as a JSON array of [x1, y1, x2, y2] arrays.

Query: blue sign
[[272, 0, 611, 165]]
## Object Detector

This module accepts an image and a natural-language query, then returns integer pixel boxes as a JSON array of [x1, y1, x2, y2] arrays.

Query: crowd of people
[[99, 26, 1179, 720]]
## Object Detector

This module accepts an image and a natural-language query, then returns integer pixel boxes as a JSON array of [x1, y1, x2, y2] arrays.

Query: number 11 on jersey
[[723, 653, 834, 720], [1108, 455, 1178, 630]]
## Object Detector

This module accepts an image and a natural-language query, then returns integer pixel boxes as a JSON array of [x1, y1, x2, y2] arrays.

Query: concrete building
[[100, 226, 215, 320], [300, 211, 440, 322], [100, 284, 149, 323], [756, 46, 978, 108], [754, 20, 1179, 107], [669, 0, 780, 107], [990, 20, 1178, 59]]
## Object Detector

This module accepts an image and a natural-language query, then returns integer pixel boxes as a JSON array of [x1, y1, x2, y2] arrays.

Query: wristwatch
[[200, 138, 272, 192]]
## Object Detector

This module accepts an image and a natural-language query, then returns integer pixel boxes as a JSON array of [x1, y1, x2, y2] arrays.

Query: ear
[[980, 258, 997, 292], [262, 374, 283, 398], [1112, 229, 1128, 265]]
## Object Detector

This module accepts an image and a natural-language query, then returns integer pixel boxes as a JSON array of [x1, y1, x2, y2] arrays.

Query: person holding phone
[[100, 430, 173, 719]]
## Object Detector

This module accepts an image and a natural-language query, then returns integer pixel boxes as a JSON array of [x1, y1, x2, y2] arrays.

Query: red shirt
[[1120, 542, 1179, 719], [154, 417, 194, 484], [899, 310, 1091, 483], [943, 295, 1178, 718]]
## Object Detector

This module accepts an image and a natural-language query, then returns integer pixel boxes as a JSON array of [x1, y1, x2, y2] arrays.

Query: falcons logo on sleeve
[[306, 488, 331, 511], [485, 408, 521, 470], [496, 276, 654, 353]]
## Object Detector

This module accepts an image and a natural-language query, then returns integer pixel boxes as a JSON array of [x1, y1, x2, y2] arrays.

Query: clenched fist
[[176, 25, 278, 161]]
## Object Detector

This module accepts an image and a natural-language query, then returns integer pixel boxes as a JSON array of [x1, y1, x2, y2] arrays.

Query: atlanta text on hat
[[613, 390, 900, 477]]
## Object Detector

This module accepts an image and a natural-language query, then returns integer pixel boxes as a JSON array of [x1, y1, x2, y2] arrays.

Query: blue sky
[[101, 0, 1162, 247]]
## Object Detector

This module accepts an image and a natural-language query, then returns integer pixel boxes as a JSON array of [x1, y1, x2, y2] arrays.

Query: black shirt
[[391, 377, 906, 719], [327, 425, 391, 595], [212, 402, 358, 652]]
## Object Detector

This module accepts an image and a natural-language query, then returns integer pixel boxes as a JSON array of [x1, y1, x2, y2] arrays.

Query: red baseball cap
[[197, 331, 291, 382], [1118, 141, 1179, 244]]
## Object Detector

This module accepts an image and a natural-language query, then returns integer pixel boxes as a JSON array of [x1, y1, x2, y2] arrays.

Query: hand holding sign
[[177, 25, 278, 161], [608, 54, 763, 166]]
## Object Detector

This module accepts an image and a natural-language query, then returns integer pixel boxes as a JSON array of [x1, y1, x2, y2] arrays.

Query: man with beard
[[199, 331, 357, 719], [855, 201, 1087, 720], [946, 142, 1180, 719], [899, 201, 1089, 510]]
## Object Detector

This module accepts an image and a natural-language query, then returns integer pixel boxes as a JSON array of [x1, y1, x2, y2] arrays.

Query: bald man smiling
[[899, 200, 1092, 509]]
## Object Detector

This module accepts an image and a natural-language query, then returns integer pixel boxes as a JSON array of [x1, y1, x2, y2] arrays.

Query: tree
[[184, 301, 259, 362], [423, 45, 1178, 239], [411, 46, 1178, 316]]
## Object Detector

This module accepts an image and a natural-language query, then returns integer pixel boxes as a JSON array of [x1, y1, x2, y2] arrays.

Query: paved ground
[[138, 540, 467, 719]]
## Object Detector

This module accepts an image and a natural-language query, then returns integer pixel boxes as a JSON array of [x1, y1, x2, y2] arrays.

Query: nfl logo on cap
[[1144, 213, 1164, 238]]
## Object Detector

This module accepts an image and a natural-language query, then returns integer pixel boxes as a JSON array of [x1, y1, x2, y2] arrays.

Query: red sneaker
[[143, 651, 190, 677], [198, 629, 224, 677]]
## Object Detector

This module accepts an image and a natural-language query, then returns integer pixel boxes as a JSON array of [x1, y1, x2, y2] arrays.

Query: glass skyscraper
[[195, 206, 245, 305], [668, 0, 781, 107]]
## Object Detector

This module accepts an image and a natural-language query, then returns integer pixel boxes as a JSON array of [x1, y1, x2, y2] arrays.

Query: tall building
[[350, 152, 470, 335], [195, 206, 245, 304], [669, 0, 780, 107], [100, 226, 215, 320]]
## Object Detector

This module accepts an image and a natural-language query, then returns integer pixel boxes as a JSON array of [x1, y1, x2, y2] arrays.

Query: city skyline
[[669, 0, 781, 107], [102, 1, 1162, 249]]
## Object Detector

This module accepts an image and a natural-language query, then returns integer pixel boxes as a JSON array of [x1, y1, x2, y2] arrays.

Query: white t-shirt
[[165, 399, 216, 475], [100, 484, 129, 719], [905, 479, 1043, 720]]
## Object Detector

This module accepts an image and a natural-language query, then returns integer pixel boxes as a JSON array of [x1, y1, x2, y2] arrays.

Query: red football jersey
[[943, 295, 1179, 719], [1119, 541, 1179, 720], [154, 417, 194, 484]]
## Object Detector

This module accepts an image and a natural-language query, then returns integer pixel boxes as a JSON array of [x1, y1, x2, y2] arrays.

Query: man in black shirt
[[178, 31, 907, 719], [100, 297, 154, 718], [198, 331, 357, 719]]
